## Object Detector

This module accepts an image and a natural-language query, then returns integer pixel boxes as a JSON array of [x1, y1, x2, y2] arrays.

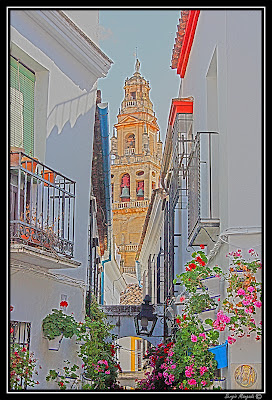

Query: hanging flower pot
[[197, 308, 217, 331], [200, 275, 220, 297], [47, 333, 63, 351], [82, 372, 96, 389], [211, 377, 226, 390], [204, 377, 226, 390], [208, 340, 228, 369]]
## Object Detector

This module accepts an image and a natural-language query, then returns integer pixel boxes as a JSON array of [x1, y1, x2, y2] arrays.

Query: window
[[131, 91, 136, 100], [10, 321, 31, 348], [10, 56, 35, 156]]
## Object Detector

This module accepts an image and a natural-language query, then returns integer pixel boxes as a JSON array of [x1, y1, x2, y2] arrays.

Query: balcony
[[10, 151, 79, 268], [186, 132, 220, 246], [112, 199, 149, 210], [111, 153, 161, 167]]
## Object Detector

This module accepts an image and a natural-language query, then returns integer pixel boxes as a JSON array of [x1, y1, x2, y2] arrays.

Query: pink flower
[[201, 380, 207, 386], [242, 299, 250, 306], [105, 370, 110, 374], [227, 336, 236, 344], [179, 295, 186, 303], [188, 378, 197, 386], [199, 332, 206, 340], [191, 334, 198, 342], [247, 286, 255, 293], [185, 369, 192, 377], [171, 364, 176, 369], [200, 366, 208, 375], [254, 301, 262, 308], [237, 288, 245, 296]]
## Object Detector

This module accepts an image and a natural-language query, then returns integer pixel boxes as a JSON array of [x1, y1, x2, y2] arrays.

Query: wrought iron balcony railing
[[10, 151, 75, 258]]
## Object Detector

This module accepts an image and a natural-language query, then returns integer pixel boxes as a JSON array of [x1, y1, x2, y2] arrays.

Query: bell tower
[[111, 59, 162, 274]]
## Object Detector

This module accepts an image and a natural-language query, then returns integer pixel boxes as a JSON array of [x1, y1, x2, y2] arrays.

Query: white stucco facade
[[136, 9, 263, 390], [9, 9, 113, 389]]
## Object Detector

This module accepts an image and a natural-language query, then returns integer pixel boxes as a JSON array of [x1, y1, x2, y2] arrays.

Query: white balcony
[[10, 151, 80, 269], [112, 199, 149, 210], [187, 132, 220, 246]]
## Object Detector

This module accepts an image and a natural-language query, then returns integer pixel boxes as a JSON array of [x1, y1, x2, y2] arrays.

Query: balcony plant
[[42, 304, 78, 343]]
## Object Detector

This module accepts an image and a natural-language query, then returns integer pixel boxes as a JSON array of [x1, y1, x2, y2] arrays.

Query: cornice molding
[[24, 10, 113, 79]]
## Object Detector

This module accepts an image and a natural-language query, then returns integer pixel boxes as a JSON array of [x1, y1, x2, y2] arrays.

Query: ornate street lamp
[[134, 295, 158, 336]]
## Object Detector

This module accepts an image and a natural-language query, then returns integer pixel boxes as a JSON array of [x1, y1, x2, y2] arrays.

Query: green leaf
[[204, 318, 213, 326]]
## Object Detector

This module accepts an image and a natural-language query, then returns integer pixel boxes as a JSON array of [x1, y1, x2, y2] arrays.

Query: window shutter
[[10, 56, 35, 156]]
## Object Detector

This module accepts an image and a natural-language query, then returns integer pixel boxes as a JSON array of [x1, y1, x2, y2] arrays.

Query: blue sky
[[98, 9, 181, 142]]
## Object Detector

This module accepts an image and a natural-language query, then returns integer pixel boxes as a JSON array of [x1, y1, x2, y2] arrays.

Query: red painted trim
[[168, 99, 193, 127], [176, 10, 200, 78]]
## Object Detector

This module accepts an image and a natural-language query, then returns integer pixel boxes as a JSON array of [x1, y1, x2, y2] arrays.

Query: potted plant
[[10, 146, 25, 167], [173, 249, 224, 293], [42, 305, 78, 351]]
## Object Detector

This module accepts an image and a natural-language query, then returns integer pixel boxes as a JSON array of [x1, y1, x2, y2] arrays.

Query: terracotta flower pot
[[21, 156, 38, 173], [10, 146, 24, 166], [42, 170, 55, 187]]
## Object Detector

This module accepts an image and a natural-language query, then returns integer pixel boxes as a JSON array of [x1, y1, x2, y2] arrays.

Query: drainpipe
[[98, 102, 112, 305]]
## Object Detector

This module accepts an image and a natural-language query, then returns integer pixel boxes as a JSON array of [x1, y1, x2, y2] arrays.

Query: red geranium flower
[[60, 301, 68, 308], [200, 244, 205, 249]]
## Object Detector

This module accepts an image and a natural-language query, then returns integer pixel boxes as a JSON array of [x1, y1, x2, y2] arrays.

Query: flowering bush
[[77, 299, 123, 391], [135, 341, 175, 390], [137, 247, 262, 391], [168, 314, 218, 390], [10, 343, 40, 390], [222, 249, 262, 340]]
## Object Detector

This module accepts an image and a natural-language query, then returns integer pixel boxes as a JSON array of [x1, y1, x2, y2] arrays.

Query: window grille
[[10, 56, 35, 156], [10, 321, 31, 348]]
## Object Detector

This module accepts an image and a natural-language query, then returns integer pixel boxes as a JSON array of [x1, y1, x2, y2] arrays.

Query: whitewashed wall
[[179, 10, 262, 390], [10, 9, 112, 389]]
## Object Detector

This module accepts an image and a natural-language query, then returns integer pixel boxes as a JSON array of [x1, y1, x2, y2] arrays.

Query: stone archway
[[101, 304, 164, 346]]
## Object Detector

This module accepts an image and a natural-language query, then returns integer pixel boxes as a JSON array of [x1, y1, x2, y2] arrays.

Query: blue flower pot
[[208, 340, 228, 369]]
